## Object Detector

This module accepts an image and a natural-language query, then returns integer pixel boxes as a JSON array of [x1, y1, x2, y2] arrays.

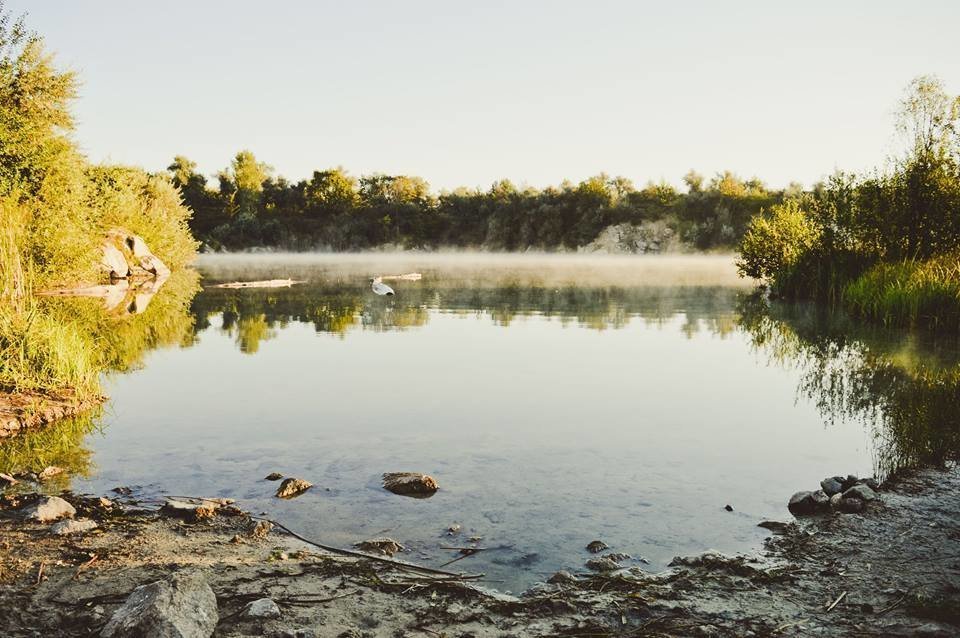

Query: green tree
[[737, 200, 821, 282]]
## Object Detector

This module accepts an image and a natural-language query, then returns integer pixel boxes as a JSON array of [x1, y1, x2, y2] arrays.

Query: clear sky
[[11, 1, 960, 191]]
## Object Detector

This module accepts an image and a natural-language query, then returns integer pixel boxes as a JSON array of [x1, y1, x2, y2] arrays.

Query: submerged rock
[[757, 520, 791, 533], [585, 540, 609, 554], [585, 557, 621, 572], [52, 518, 98, 535], [354, 538, 405, 556], [21, 496, 76, 523], [382, 472, 439, 497], [100, 571, 218, 638], [275, 478, 313, 498], [243, 598, 281, 619], [264, 472, 284, 481]]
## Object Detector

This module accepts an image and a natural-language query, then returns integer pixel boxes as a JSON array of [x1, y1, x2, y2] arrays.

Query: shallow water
[[67, 254, 956, 591]]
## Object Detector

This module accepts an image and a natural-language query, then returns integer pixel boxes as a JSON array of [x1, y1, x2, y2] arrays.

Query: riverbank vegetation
[[0, 4, 197, 407], [737, 76, 960, 331]]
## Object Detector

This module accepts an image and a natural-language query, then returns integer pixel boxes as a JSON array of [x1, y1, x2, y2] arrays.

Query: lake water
[[62, 253, 957, 591]]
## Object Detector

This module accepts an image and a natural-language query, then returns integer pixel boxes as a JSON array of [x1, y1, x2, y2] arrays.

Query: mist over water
[[56, 253, 956, 592]]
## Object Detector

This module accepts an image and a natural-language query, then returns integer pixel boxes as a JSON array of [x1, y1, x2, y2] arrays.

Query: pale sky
[[11, 1, 960, 191]]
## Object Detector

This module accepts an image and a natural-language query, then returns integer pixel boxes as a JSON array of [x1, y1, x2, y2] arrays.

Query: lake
[[53, 253, 958, 592]]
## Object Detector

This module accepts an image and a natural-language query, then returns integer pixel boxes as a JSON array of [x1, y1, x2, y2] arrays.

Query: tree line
[[169, 152, 797, 252]]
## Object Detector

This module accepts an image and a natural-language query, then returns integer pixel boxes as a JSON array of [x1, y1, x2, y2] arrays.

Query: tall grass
[[843, 253, 960, 331]]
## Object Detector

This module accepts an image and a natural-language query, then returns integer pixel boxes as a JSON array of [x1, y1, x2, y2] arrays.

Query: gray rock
[[842, 484, 878, 501], [787, 491, 816, 516], [264, 472, 283, 481], [842, 474, 859, 490], [243, 597, 281, 619], [861, 477, 880, 490], [810, 489, 830, 509], [829, 493, 843, 509], [820, 477, 844, 496], [382, 472, 439, 496], [100, 571, 218, 638], [275, 478, 312, 498], [52, 518, 99, 535], [21, 496, 76, 523], [161, 498, 218, 522]]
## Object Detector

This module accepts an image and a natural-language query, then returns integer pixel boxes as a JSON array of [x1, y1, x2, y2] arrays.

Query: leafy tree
[[736, 200, 821, 282]]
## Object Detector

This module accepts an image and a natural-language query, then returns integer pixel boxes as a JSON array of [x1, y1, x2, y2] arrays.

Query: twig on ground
[[825, 590, 847, 612]]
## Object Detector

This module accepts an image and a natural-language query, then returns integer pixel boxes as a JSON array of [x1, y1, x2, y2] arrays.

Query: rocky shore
[[1, 466, 958, 637]]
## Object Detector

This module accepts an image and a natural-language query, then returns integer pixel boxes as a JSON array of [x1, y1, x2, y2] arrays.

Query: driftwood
[[378, 273, 422, 281], [211, 279, 304, 289]]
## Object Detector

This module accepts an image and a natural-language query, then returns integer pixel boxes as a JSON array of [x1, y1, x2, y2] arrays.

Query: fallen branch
[[825, 590, 847, 612]]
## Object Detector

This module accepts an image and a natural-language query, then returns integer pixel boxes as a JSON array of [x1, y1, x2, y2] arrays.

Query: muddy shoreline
[[1, 465, 958, 637]]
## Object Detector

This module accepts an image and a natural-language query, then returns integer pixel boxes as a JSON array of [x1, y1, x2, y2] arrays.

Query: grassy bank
[[843, 253, 960, 331], [0, 4, 198, 424]]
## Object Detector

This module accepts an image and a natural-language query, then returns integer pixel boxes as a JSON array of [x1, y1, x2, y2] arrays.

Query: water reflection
[[738, 294, 960, 479], [3, 255, 959, 589]]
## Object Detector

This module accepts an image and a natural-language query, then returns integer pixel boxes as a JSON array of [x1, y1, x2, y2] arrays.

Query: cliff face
[[580, 221, 685, 255]]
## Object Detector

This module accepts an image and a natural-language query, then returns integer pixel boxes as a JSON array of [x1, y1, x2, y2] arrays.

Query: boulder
[[275, 478, 312, 498], [842, 484, 878, 502], [820, 476, 844, 496], [810, 489, 830, 509], [52, 518, 99, 535], [101, 242, 130, 279], [100, 571, 218, 638], [787, 491, 816, 516], [126, 234, 152, 258], [139, 254, 171, 277], [264, 472, 284, 481], [841, 474, 859, 491], [243, 598, 281, 619], [829, 493, 843, 509], [21, 496, 76, 523], [381, 472, 439, 497]]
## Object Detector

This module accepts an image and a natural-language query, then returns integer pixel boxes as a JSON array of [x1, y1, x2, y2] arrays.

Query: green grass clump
[[843, 253, 960, 330]]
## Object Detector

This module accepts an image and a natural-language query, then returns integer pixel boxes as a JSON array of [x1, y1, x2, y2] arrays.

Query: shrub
[[736, 200, 821, 282]]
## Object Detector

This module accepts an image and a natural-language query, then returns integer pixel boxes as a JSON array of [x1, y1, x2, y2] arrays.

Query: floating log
[[211, 279, 304, 289]]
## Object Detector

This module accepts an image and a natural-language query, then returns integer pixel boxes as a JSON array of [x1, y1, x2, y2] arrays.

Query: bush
[[736, 200, 821, 282]]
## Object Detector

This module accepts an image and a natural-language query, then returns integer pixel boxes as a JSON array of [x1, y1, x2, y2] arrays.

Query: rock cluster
[[788, 474, 880, 516]]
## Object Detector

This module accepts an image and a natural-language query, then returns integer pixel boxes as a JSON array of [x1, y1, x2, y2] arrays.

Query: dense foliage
[[737, 76, 960, 330], [0, 3, 197, 399], [171, 152, 788, 252]]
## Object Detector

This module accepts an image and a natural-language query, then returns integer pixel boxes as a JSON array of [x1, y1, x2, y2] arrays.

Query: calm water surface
[[70, 254, 943, 591]]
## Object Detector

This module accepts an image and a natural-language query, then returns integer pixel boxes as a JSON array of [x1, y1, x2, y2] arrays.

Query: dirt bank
[[0, 391, 104, 439], [1, 466, 958, 637]]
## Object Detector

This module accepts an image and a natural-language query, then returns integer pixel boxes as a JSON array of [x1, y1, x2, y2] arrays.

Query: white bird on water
[[370, 272, 421, 296], [371, 277, 395, 296]]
